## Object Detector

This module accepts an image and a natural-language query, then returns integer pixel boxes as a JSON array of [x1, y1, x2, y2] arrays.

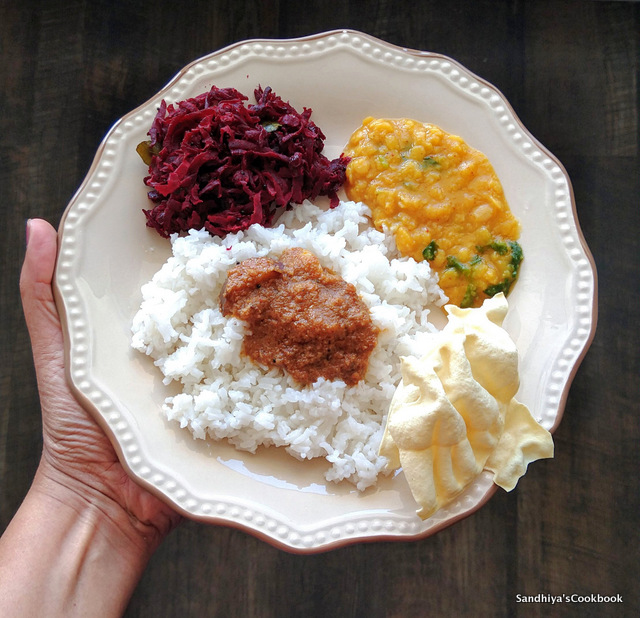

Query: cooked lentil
[[343, 117, 522, 307]]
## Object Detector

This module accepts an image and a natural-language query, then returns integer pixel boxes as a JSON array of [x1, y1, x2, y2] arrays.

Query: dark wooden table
[[1, 1, 638, 616]]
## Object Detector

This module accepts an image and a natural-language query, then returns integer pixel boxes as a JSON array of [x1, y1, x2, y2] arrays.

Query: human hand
[[19, 218, 182, 549], [0, 219, 183, 617]]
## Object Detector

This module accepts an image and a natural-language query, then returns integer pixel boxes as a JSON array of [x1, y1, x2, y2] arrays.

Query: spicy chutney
[[220, 247, 379, 386], [343, 117, 523, 308]]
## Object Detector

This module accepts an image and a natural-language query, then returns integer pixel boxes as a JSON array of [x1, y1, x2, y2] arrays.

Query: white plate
[[54, 30, 597, 553]]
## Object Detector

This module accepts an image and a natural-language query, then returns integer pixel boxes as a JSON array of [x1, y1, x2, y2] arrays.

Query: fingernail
[[26, 219, 32, 246]]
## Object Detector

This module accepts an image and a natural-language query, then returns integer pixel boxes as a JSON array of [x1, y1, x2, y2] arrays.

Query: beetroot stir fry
[[138, 85, 349, 238]]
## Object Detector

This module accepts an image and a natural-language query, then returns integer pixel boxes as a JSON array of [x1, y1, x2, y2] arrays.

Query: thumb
[[19, 219, 64, 373]]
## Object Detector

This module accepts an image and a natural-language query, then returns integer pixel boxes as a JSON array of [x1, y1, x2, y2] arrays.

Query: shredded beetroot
[[140, 85, 349, 238]]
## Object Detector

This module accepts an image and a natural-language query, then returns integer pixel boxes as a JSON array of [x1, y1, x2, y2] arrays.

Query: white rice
[[131, 200, 446, 490]]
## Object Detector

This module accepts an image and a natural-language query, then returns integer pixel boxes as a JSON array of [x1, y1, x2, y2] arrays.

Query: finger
[[19, 218, 93, 454], [19, 219, 64, 370]]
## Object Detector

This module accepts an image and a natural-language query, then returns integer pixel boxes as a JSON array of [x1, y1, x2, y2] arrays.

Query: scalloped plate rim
[[53, 30, 597, 553]]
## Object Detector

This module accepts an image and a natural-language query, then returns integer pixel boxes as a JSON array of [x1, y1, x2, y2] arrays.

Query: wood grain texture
[[1, 1, 637, 616]]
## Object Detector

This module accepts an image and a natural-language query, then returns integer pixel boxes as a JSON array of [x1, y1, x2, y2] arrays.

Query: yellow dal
[[343, 117, 522, 308]]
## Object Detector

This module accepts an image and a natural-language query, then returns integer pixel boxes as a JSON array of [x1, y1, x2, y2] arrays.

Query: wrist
[[33, 456, 170, 559], [0, 459, 164, 618]]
